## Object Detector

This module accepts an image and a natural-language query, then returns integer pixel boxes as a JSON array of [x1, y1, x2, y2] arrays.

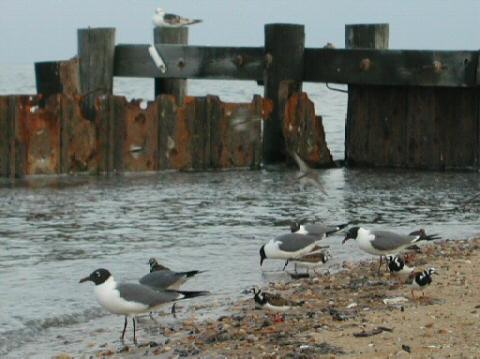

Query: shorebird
[[342, 227, 440, 274], [386, 255, 415, 280], [152, 8, 202, 28], [259, 233, 319, 270], [409, 267, 438, 299], [251, 287, 303, 321], [80, 268, 208, 344], [290, 249, 331, 274], [140, 258, 205, 290]]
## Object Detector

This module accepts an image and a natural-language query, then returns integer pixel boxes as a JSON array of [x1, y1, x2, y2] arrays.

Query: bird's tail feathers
[[190, 19, 202, 25], [410, 229, 441, 242], [326, 223, 350, 235], [181, 270, 206, 278], [174, 290, 210, 299]]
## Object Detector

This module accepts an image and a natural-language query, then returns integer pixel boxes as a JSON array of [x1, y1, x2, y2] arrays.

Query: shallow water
[[1, 66, 480, 358]]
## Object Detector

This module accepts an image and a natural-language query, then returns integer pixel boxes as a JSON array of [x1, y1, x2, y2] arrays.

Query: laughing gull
[[251, 287, 303, 321], [153, 8, 202, 27], [386, 255, 415, 280], [342, 226, 440, 274], [259, 233, 319, 270], [140, 258, 205, 290], [409, 267, 438, 299], [290, 151, 327, 194], [80, 268, 208, 343], [290, 222, 348, 238]]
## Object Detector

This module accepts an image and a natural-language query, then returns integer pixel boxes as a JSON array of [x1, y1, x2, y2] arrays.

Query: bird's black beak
[[79, 275, 91, 283]]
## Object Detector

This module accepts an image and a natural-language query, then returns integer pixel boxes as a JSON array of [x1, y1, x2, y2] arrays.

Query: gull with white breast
[[153, 8, 202, 28], [259, 233, 319, 270], [80, 268, 208, 344], [343, 227, 440, 274]]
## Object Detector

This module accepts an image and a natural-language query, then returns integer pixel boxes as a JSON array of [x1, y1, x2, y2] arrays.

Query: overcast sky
[[0, 0, 479, 64]]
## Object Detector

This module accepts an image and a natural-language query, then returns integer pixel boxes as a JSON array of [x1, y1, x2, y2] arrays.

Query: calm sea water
[[1, 65, 480, 358]]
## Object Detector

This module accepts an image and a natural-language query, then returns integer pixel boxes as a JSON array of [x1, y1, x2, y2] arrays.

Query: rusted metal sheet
[[122, 98, 159, 172], [0, 97, 10, 177], [60, 94, 96, 174], [283, 93, 334, 167], [15, 96, 60, 175]]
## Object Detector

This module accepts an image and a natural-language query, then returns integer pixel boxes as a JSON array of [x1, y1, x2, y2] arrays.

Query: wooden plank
[[304, 48, 477, 87], [78, 28, 116, 120], [345, 24, 389, 49], [263, 24, 305, 164], [114, 44, 265, 80], [157, 95, 178, 169], [154, 27, 188, 104]]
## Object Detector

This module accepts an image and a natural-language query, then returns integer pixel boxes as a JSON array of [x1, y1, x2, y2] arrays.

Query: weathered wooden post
[[35, 62, 62, 100], [77, 27, 115, 120], [263, 24, 305, 164], [344, 24, 389, 166], [153, 27, 188, 104]]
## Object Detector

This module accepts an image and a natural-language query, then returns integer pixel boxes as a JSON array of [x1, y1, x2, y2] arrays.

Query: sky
[[0, 0, 479, 64]]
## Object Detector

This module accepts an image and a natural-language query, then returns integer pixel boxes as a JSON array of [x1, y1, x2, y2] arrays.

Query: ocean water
[[1, 65, 480, 358]]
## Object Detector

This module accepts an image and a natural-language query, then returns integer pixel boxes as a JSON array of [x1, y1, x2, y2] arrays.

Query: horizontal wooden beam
[[114, 44, 265, 80], [304, 48, 478, 87], [114, 44, 479, 87]]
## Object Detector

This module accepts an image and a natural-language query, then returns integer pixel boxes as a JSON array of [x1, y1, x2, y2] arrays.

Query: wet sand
[[59, 238, 480, 358]]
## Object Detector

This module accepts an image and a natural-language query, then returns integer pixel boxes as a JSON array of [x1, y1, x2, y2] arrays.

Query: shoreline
[[62, 237, 480, 358]]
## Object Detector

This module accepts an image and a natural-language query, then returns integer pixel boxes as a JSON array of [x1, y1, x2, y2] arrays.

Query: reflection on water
[[1, 169, 480, 357]]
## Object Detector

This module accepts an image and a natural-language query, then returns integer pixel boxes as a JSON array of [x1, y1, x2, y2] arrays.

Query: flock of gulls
[[80, 221, 441, 344], [79, 7, 442, 347]]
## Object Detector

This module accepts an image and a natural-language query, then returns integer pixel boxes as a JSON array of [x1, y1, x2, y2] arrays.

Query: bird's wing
[[117, 283, 178, 307], [163, 13, 182, 25], [139, 271, 183, 289], [291, 151, 310, 174], [264, 293, 290, 306], [370, 231, 414, 251], [277, 233, 317, 253]]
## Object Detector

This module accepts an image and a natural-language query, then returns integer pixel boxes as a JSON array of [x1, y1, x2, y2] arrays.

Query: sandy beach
[[56, 237, 480, 358]]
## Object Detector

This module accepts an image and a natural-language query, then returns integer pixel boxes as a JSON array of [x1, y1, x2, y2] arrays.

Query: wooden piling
[[345, 24, 389, 166], [78, 28, 115, 121], [263, 24, 305, 164], [154, 27, 188, 104]]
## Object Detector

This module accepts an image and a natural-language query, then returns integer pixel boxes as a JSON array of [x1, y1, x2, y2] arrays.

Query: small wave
[[0, 307, 106, 356]]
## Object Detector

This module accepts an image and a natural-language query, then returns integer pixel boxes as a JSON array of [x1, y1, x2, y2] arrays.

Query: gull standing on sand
[[259, 233, 320, 270], [80, 268, 208, 343], [152, 8, 202, 28], [342, 227, 440, 274]]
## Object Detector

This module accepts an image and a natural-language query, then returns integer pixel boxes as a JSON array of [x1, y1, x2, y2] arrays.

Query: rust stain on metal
[[284, 93, 333, 167], [17, 96, 61, 175], [123, 98, 159, 171]]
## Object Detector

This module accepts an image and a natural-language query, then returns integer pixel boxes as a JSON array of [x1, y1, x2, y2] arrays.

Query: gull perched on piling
[[153, 8, 202, 28]]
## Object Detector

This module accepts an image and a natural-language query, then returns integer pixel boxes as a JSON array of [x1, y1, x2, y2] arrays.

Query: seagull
[[80, 268, 208, 344], [251, 287, 303, 321], [152, 8, 202, 28], [342, 227, 440, 274], [140, 258, 205, 290], [386, 255, 415, 280], [290, 151, 327, 194], [291, 249, 331, 274], [409, 267, 438, 299], [259, 233, 319, 270], [290, 221, 348, 238]]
